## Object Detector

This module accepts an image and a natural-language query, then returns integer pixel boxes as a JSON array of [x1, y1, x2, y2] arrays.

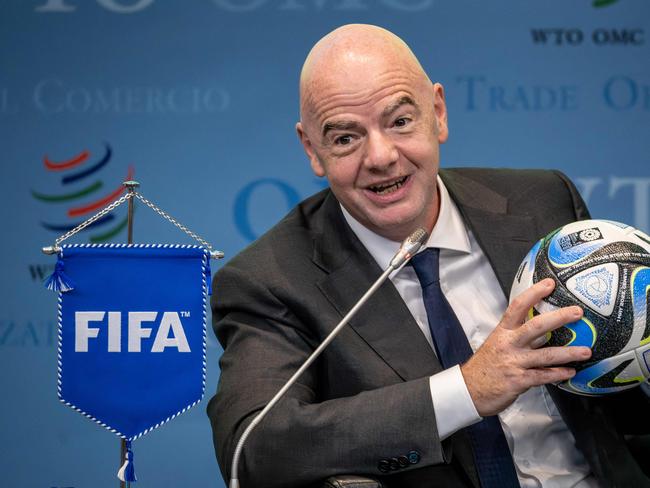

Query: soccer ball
[[510, 219, 650, 395]]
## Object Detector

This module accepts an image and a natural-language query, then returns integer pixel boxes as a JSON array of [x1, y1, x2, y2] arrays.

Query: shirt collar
[[341, 175, 472, 270]]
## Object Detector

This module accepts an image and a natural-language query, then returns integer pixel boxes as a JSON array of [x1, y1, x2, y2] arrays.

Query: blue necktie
[[410, 248, 520, 488]]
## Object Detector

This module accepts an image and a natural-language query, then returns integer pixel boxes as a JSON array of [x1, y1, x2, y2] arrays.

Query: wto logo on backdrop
[[29, 143, 134, 283], [6, 143, 133, 350]]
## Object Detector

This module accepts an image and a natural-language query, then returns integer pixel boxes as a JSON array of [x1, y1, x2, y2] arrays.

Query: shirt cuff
[[429, 365, 482, 440]]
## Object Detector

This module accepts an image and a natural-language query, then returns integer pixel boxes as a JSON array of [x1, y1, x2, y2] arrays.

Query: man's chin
[[366, 216, 420, 242]]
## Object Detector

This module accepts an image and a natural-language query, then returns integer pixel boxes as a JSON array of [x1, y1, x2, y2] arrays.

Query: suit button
[[398, 455, 410, 468], [389, 457, 400, 470], [408, 450, 421, 464], [378, 459, 390, 473]]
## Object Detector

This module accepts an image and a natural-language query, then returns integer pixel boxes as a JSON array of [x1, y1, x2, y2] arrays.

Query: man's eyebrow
[[382, 96, 418, 117], [322, 120, 361, 138], [320, 96, 417, 138]]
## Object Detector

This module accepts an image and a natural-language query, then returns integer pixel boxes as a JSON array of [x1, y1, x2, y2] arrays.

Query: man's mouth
[[368, 176, 409, 195]]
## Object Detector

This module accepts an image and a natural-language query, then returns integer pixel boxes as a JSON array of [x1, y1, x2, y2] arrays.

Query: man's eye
[[335, 135, 353, 145], [394, 117, 410, 128]]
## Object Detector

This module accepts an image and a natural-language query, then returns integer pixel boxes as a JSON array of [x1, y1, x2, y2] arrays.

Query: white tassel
[[117, 440, 137, 482]]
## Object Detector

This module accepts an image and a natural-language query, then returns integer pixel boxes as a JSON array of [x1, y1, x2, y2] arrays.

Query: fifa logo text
[[75, 311, 191, 352]]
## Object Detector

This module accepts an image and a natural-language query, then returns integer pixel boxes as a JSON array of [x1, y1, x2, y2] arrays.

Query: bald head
[[294, 24, 448, 241], [299, 24, 431, 124]]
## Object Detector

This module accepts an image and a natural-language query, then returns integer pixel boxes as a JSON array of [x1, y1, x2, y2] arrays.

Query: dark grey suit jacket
[[208, 168, 650, 488]]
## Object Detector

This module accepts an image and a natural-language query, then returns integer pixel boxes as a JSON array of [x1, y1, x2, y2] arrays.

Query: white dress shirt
[[341, 176, 598, 488]]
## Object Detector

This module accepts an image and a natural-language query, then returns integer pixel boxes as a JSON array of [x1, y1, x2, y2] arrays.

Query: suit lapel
[[312, 192, 442, 382], [440, 170, 541, 296]]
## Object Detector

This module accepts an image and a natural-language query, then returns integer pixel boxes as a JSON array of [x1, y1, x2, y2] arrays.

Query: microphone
[[228, 228, 428, 488], [389, 227, 428, 268]]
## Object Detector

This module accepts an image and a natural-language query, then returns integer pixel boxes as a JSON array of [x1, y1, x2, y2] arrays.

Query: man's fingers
[[501, 278, 555, 330], [521, 345, 592, 369], [526, 367, 578, 386], [516, 305, 583, 346]]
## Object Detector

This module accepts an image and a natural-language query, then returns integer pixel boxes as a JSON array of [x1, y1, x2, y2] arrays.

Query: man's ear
[[296, 122, 326, 177], [432, 83, 448, 144]]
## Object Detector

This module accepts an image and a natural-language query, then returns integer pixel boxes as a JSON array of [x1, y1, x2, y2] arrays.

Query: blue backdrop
[[1, 1, 649, 486]]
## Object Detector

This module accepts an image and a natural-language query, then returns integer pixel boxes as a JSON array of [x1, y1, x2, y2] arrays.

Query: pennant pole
[[126, 180, 138, 244], [120, 180, 139, 488]]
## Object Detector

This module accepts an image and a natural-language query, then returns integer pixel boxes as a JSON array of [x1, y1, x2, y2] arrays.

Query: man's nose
[[363, 130, 399, 171]]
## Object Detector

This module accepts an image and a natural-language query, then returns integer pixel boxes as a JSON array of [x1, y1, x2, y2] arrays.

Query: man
[[208, 25, 650, 487]]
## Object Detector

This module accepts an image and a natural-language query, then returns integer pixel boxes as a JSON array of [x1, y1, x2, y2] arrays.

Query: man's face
[[297, 54, 448, 242]]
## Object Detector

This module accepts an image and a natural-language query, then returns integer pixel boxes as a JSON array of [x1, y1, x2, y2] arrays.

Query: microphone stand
[[228, 228, 427, 488]]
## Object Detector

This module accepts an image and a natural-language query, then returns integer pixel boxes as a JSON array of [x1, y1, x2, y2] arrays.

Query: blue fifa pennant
[[52, 243, 211, 480]]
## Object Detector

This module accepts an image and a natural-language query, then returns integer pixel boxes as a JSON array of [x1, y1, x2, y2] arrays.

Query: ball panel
[[546, 325, 574, 348], [588, 358, 641, 389], [633, 230, 650, 249], [563, 317, 597, 348], [599, 220, 631, 229], [565, 263, 618, 317], [547, 226, 605, 268], [559, 350, 645, 396], [631, 267, 650, 347], [635, 342, 650, 378]]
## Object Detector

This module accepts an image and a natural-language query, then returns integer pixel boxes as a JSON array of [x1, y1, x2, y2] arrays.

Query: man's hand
[[460, 278, 592, 417]]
